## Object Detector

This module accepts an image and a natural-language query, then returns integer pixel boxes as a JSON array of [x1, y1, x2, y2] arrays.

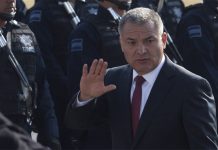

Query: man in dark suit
[[65, 7, 218, 149]]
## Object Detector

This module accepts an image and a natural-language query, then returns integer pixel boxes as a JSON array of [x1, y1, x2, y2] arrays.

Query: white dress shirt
[[131, 56, 165, 117]]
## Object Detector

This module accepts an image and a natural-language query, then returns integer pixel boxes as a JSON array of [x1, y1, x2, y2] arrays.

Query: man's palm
[[79, 59, 116, 100]]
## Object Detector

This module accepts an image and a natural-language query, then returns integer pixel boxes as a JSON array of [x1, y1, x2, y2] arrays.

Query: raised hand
[[79, 59, 117, 101]]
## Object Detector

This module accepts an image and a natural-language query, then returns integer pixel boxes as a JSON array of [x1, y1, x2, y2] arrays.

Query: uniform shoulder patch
[[70, 39, 83, 52], [187, 25, 202, 38], [29, 10, 42, 23]]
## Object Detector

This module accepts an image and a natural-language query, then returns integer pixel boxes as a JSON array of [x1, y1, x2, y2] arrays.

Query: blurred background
[[23, 0, 203, 8]]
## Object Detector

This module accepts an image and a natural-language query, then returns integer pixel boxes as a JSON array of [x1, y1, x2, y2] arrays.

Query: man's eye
[[146, 39, 154, 44], [127, 41, 136, 45]]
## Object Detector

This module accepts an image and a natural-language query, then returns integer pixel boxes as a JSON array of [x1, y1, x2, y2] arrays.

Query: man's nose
[[136, 43, 147, 54]]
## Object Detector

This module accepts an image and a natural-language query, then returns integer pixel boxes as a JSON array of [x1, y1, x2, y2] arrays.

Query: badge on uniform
[[172, 7, 183, 23], [29, 10, 42, 23], [70, 39, 83, 52], [187, 25, 202, 38], [18, 34, 35, 53]]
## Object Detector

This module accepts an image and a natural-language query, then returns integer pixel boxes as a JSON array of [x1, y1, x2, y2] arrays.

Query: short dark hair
[[118, 7, 164, 35]]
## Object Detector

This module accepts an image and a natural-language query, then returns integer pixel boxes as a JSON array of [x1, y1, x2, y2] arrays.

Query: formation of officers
[[0, 0, 217, 149]]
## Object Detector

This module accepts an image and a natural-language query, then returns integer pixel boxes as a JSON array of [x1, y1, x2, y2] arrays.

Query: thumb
[[104, 84, 117, 93]]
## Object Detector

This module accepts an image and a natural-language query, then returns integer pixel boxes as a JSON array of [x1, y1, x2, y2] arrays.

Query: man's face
[[120, 22, 167, 75], [0, 0, 16, 20]]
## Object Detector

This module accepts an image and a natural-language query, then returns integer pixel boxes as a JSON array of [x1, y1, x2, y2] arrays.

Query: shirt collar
[[132, 55, 165, 84]]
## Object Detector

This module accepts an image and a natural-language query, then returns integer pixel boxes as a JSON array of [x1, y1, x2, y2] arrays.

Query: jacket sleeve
[[34, 54, 60, 147], [183, 77, 218, 149]]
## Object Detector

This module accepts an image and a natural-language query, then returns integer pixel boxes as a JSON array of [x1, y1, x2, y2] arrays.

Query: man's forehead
[[124, 30, 151, 35], [122, 24, 154, 34]]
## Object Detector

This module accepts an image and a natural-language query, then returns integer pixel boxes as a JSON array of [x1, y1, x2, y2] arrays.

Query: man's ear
[[162, 32, 167, 49], [119, 35, 124, 52]]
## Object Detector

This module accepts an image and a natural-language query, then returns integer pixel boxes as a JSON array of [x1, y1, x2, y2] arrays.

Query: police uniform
[[67, 5, 127, 149], [175, 2, 218, 119], [27, 0, 87, 148], [0, 20, 60, 149]]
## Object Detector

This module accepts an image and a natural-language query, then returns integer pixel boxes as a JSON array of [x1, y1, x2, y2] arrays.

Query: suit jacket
[[65, 56, 218, 149]]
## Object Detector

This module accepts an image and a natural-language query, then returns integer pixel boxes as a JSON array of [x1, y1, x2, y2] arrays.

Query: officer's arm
[[35, 55, 61, 150]]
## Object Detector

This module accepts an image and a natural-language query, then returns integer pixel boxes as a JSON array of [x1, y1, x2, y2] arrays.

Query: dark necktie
[[131, 76, 145, 136]]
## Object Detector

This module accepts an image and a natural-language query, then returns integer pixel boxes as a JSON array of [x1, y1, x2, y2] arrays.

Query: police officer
[[131, 0, 184, 64], [0, 0, 60, 149], [175, 0, 218, 122], [27, 0, 88, 149], [67, 0, 130, 149]]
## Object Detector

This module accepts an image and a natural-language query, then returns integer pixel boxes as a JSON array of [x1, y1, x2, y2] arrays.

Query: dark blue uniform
[[175, 2, 218, 120], [0, 21, 60, 149], [27, 0, 87, 148]]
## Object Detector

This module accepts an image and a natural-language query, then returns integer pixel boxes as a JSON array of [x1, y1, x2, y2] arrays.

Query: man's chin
[[0, 12, 15, 21]]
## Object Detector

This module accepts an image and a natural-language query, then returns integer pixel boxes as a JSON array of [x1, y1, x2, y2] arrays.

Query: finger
[[89, 59, 98, 74], [82, 64, 88, 78], [104, 84, 117, 93], [95, 58, 104, 75], [99, 61, 108, 80]]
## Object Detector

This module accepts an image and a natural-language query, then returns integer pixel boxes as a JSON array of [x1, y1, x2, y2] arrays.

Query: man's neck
[[112, 7, 125, 16], [0, 20, 7, 28]]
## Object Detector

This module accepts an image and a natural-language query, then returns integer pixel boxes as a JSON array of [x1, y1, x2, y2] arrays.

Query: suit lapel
[[132, 57, 176, 147], [117, 65, 134, 144]]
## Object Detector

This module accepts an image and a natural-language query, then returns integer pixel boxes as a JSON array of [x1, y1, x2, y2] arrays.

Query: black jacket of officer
[[27, 0, 87, 148], [0, 20, 60, 150], [175, 0, 218, 119]]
